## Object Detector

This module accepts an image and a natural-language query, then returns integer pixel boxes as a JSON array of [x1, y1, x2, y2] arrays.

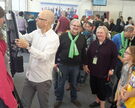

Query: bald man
[[15, 10, 60, 108]]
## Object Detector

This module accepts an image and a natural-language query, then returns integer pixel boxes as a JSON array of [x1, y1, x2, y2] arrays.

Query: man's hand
[[108, 69, 114, 76], [53, 64, 58, 72], [15, 39, 29, 48], [83, 65, 90, 73]]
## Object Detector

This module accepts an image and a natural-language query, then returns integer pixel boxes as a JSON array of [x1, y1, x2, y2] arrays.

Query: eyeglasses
[[71, 24, 80, 27], [124, 51, 132, 55], [37, 17, 47, 21]]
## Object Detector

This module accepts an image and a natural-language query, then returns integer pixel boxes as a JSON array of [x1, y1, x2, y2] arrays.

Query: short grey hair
[[70, 19, 81, 26], [124, 25, 134, 32]]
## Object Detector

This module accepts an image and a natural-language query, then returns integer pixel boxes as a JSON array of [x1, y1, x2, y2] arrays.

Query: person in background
[[114, 18, 124, 33], [84, 26, 118, 108], [109, 18, 116, 37], [17, 11, 27, 34], [93, 14, 103, 34], [130, 26, 135, 46], [0, 6, 18, 108], [77, 22, 96, 84], [103, 18, 110, 30], [83, 22, 96, 49], [72, 14, 79, 19], [109, 18, 115, 32], [125, 17, 134, 26], [27, 15, 37, 33], [88, 16, 94, 24], [55, 11, 70, 36], [80, 15, 87, 25], [53, 19, 58, 30], [15, 10, 59, 108], [119, 16, 125, 29], [54, 19, 86, 108]]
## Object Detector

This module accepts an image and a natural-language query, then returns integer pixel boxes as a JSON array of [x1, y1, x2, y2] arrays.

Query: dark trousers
[[55, 64, 80, 101]]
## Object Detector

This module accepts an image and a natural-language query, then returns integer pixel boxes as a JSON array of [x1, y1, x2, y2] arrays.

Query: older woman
[[84, 26, 118, 108], [0, 6, 17, 108]]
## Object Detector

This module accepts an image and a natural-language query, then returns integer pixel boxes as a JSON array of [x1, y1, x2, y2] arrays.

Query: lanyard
[[121, 32, 128, 49], [119, 32, 128, 57]]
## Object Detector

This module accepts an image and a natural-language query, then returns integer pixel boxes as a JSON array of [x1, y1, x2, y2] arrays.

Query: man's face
[[85, 23, 93, 31], [70, 21, 81, 35], [36, 13, 47, 29], [125, 31, 134, 39]]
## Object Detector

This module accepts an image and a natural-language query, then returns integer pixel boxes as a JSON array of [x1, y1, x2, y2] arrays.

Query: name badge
[[92, 57, 98, 64]]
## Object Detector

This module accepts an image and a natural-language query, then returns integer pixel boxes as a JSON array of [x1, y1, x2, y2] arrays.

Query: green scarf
[[119, 32, 128, 57], [68, 32, 79, 59]]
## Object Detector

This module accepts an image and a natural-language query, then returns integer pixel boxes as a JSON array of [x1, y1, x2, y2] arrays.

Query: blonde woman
[[84, 26, 118, 108]]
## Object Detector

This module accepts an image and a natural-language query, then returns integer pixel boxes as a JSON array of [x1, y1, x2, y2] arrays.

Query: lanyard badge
[[92, 56, 98, 64]]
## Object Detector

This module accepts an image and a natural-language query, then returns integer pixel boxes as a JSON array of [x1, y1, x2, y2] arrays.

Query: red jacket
[[0, 40, 17, 108]]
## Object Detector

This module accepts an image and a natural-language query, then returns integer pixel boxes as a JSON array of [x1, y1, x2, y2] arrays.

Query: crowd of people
[[0, 6, 135, 108]]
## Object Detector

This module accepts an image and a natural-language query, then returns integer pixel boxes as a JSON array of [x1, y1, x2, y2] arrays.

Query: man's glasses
[[37, 17, 47, 21], [71, 24, 80, 28]]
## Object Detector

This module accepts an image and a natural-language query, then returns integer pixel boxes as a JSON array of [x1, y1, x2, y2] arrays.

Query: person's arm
[[18, 30, 36, 42], [126, 89, 135, 98], [121, 88, 135, 101], [83, 42, 91, 73], [16, 37, 59, 61], [108, 42, 118, 76], [81, 37, 90, 73]]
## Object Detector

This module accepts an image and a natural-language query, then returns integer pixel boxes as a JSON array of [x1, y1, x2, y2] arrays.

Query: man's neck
[[41, 26, 51, 34]]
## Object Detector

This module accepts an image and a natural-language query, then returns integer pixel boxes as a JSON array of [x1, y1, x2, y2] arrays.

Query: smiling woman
[[96, 26, 109, 44], [84, 25, 118, 108]]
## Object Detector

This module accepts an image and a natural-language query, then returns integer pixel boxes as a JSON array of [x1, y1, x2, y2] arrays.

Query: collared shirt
[[20, 29, 59, 82]]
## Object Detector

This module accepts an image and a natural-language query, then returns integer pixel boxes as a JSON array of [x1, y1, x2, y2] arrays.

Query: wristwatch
[[111, 69, 114, 72], [26, 43, 31, 50]]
